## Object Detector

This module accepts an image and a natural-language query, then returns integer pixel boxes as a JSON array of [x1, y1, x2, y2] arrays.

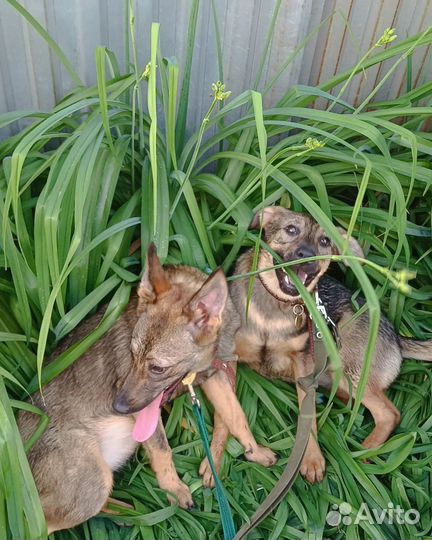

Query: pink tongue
[[298, 269, 308, 284], [132, 391, 164, 442]]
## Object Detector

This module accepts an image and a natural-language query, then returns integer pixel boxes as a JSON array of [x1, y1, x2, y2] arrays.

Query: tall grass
[[0, 1, 431, 539]]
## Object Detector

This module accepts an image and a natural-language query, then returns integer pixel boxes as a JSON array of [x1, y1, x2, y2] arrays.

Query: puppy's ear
[[333, 228, 364, 261], [249, 206, 281, 230], [185, 269, 228, 344], [138, 243, 171, 303]]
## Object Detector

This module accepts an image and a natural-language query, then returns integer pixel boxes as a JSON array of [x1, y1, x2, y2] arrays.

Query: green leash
[[184, 375, 237, 540]]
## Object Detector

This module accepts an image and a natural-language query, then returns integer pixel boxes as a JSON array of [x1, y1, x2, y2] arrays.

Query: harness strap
[[212, 358, 237, 390], [233, 312, 328, 540]]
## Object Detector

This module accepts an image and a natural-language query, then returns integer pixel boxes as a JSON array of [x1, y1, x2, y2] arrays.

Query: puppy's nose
[[113, 392, 132, 414], [295, 245, 316, 259]]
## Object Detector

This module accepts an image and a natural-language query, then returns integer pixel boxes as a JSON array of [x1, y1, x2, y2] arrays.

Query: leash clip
[[188, 384, 200, 407], [182, 372, 200, 407]]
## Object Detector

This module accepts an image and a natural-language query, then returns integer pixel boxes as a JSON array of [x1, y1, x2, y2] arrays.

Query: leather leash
[[233, 309, 329, 540], [233, 260, 340, 539]]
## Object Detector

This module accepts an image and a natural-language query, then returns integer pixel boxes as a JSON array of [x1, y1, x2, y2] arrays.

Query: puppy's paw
[[245, 445, 278, 467], [165, 480, 194, 510], [362, 434, 382, 449], [300, 450, 326, 484], [199, 455, 223, 489]]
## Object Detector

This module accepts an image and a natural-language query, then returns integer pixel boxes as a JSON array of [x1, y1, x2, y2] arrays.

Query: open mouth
[[161, 374, 186, 405], [132, 374, 186, 443], [275, 265, 317, 296]]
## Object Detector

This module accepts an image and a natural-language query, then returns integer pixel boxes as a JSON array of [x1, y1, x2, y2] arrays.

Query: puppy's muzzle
[[275, 245, 319, 295]]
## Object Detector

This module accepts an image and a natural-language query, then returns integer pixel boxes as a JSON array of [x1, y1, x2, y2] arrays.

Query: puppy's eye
[[319, 236, 331, 248], [285, 225, 299, 236], [149, 364, 166, 374]]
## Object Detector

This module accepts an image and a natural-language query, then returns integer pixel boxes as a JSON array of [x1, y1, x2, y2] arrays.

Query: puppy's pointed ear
[[249, 206, 283, 230], [185, 269, 228, 343], [138, 243, 171, 303], [333, 228, 364, 262]]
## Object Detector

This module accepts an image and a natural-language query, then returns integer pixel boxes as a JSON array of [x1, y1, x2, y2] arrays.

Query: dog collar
[[181, 358, 237, 400], [258, 271, 304, 305], [257, 252, 309, 306], [212, 358, 237, 389]]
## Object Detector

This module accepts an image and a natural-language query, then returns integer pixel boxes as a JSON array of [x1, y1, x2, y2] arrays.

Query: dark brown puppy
[[206, 206, 432, 485], [19, 246, 276, 534]]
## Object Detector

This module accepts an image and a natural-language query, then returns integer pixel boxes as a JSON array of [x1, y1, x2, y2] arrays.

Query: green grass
[[1, 2, 432, 539]]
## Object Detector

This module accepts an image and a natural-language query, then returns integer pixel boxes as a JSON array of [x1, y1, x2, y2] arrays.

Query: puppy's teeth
[[284, 274, 290, 285], [298, 269, 308, 284]]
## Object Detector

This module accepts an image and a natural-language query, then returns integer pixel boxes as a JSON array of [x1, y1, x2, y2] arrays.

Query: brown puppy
[[207, 206, 432, 485], [19, 246, 276, 534]]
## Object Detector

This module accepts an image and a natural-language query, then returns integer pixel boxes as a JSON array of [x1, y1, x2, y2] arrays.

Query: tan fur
[[210, 207, 432, 485], [144, 418, 193, 508], [19, 249, 276, 533]]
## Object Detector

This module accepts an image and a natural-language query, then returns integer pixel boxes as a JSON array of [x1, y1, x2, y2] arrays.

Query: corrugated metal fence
[[0, 0, 431, 134]]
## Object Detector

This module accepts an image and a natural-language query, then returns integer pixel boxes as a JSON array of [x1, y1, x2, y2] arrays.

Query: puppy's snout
[[294, 245, 316, 259], [113, 392, 132, 414]]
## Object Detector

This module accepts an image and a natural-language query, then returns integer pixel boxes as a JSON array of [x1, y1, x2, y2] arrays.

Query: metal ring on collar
[[293, 304, 305, 315]]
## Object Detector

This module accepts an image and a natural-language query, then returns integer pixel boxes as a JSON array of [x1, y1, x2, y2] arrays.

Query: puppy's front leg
[[143, 418, 194, 509], [199, 410, 230, 488], [201, 370, 277, 468], [199, 363, 238, 487], [293, 355, 326, 483]]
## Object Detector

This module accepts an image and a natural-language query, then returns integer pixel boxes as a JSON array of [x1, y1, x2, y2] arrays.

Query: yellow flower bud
[[304, 137, 325, 150], [143, 62, 152, 79], [212, 81, 231, 101], [375, 28, 397, 47]]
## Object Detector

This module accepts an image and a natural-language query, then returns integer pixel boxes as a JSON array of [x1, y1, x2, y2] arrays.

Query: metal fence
[[0, 0, 431, 134]]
